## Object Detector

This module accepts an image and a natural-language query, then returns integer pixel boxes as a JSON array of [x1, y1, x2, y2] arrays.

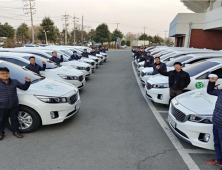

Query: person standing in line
[[139, 48, 146, 62], [131, 47, 140, 60], [69, 51, 81, 60], [25, 56, 46, 75], [100, 46, 106, 53], [96, 47, 100, 54], [90, 48, 97, 56], [0, 67, 31, 140], [152, 56, 166, 75], [205, 74, 222, 170], [144, 51, 154, 68], [156, 62, 190, 102], [49, 51, 63, 65], [81, 49, 89, 58]]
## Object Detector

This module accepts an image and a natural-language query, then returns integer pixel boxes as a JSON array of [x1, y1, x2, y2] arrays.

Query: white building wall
[[204, 6, 222, 30]]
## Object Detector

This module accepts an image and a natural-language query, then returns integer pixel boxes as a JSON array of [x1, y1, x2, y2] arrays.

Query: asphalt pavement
[[0, 50, 217, 170]]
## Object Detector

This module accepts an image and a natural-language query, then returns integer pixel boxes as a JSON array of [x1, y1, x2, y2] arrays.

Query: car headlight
[[77, 67, 86, 70], [152, 83, 169, 88], [188, 114, 212, 124], [35, 95, 67, 103], [58, 74, 78, 80]]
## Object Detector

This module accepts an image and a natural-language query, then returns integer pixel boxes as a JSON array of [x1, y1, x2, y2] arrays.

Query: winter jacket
[[89, 51, 96, 56], [144, 55, 154, 67], [152, 62, 167, 75], [70, 55, 81, 60], [25, 63, 46, 74], [95, 50, 100, 54], [132, 49, 140, 59], [81, 52, 89, 58], [49, 56, 63, 65], [100, 49, 106, 53], [157, 69, 190, 90], [207, 81, 222, 127], [139, 51, 146, 62], [0, 78, 30, 108]]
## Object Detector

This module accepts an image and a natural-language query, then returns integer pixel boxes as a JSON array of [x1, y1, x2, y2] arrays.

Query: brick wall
[[189, 29, 222, 50]]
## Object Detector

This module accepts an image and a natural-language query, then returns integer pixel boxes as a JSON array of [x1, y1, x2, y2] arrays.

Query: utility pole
[[143, 27, 146, 46], [23, 0, 36, 44], [164, 30, 168, 39], [73, 14, 79, 45], [115, 22, 120, 30], [81, 15, 84, 45], [61, 12, 70, 45]]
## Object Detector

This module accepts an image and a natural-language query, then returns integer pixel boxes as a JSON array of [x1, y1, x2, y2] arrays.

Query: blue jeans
[[213, 124, 222, 164]]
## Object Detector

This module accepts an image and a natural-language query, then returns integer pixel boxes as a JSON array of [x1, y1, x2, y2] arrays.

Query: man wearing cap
[[205, 74, 222, 170], [144, 51, 154, 68], [152, 56, 166, 75], [49, 51, 63, 65], [139, 48, 147, 62], [156, 62, 190, 102], [81, 49, 89, 58], [0, 67, 31, 140], [25, 56, 46, 75], [69, 51, 81, 60]]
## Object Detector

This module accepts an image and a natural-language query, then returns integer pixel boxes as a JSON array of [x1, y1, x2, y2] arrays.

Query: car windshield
[[166, 56, 193, 67], [45, 51, 70, 62], [0, 61, 44, 84], [160, 52, 175, 60], [67, 48, 82, 56], [22, 55, 59, 69], [183, 60, 219, 77]]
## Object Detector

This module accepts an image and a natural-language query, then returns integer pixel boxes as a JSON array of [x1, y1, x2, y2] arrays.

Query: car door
[[1, 58, 27, 67]]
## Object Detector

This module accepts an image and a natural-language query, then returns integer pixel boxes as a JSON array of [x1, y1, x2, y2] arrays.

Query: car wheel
[[7, 106, 41, 133]]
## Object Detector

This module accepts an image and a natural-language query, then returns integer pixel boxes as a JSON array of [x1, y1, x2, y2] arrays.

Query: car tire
[[6, 106, 41, 133]]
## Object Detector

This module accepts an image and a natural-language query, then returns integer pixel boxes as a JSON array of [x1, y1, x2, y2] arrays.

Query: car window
[[166, 56, 193, 67], [45, 51, 69, 62], [211, 68, 222, 78], [0, 61, 42, 84], [196, 72, 209, 79], [32, 53, 49, 59], [188, 58, 209, 64], [2, 58, 27, 66], [183, 60, 219, 77]]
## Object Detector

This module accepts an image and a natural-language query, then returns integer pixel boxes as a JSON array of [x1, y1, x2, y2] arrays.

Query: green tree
[[93, 23, 110, 44], [0, 23, 14, 39], [147, 35, 154, 43], [153, 35, 164, 44], [17, 23, 29, 44], [37, 17, 60, 43], [139, 33, 149, 40], [121, 40, 126, 45], [111, 29, 123, 41], [165, 37, 174, 45]]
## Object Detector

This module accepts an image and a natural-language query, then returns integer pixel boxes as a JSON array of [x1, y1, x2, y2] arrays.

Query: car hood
[[148, 75, 168, 84], [142, 67, 153, 73], [47, 66, 83, 76], [175, 88, 216, 116], [61, 61, 90, 67], [96, 54, 102, 57], [22, 77, 76, 96], [138, 61, 144, 66], [80, 58, 94, 62], [166, 67, 174, 71]]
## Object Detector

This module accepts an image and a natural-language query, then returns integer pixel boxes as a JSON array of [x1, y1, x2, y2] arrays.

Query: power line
[[61, 12, 70, 45]]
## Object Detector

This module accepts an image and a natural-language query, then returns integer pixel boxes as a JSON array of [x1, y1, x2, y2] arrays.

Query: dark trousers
[[0, 107, 19, 133], [213, 124, 222, 164], [169, 89, 183, 103]]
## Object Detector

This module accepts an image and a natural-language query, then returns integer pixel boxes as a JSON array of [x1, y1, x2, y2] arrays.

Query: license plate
[[169, 116, 176, 129]]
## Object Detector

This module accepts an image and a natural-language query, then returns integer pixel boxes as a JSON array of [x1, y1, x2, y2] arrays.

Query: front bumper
[[168, 101, 214, 150]]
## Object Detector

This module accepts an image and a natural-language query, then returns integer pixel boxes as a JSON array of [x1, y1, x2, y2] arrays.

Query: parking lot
[[0, 50, 219, 170]]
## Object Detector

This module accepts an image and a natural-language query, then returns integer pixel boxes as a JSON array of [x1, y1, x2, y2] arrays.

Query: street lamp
[[43, 30, 49, 44]]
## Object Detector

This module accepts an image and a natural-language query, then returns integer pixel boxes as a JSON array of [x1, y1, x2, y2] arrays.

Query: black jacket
[[152, 62, 167, 75], [95, 50, 100, 54], [158, 69, 190, 90], [144, 55, 154, 67], [0, 79, 30, 108], [49, 56, 63, 65], [89, 51, 96, 56], [132, 49, 140, 59], [25, 63, 46, 74], [81, 52, 89, 58], [139, 51, 146, 62], [207, 81, 222, 127], [100, 49, 106, 53], [70, 55, 81, 60]]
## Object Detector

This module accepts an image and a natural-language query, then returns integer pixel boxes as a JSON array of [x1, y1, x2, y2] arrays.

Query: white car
[[145, 58, 222, 104], [140, 53, 222, 85], [0, 52, 86, 89], [1, 60, 81, 133], [169, 88, 217, 150], [0, 48, 92, 78]]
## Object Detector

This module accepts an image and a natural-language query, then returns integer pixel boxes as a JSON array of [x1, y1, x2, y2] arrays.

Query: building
[[169, 0, 222, 50]]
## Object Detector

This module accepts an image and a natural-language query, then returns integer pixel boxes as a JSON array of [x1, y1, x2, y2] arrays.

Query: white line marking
[[158, 111, 169, 113], [185, 149, 215, 154], [132, 62, 200, 170]]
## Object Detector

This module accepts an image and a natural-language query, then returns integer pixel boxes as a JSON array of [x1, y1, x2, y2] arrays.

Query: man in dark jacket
[[144, 51, 154, 67], [152, 56, 167, 75], [131, 47, 140, 60], [25, 56, 46, 75], [96, 47, 100, 54], [139, 48, 146, 62], [81, 49, 89, 58], [0, 67, 31, 140], [69, 51, 81, 60], [49, 51, 63, 65], [100, 46, 106, 53], [90, 48, 96, 56], [157, 62, 190, 102], [205, 74, 222, 169]]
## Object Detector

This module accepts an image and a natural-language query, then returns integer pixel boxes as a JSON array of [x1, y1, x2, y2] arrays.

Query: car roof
[[206, 58, 222, 63], [0, 48, 53, 53], [185, 53, 222, 58], [0, 52, 34, 57]]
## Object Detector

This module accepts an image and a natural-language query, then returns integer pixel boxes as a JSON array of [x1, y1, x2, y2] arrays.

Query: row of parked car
[[0, 45, 108, 133], [133, 46, 222, 150]]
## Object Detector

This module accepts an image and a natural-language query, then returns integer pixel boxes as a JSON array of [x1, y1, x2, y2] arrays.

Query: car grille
[[86, 67, 90, 71], [141, 72, 145, 77], [79, 75, 83, 81], [94, 59, 99, 62], [91, 62, 95, 66], [69, 94, 78, 104], [171, 105, 186, 122], [146, 82, 152, 90]]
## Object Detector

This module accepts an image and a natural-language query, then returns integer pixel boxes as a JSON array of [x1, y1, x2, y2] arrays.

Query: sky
[[0, 0, 192, 37]]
